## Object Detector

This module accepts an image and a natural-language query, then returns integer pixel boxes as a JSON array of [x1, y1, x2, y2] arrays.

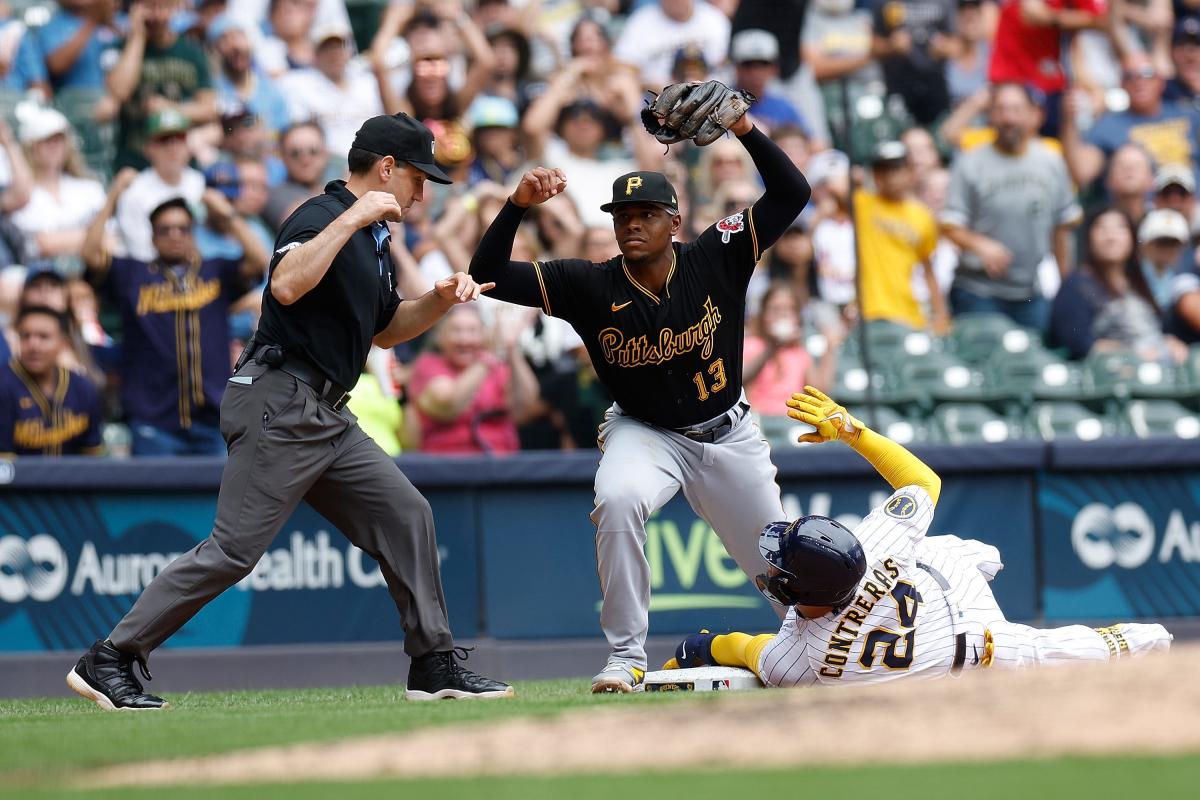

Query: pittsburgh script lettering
[[598, 297, 722, 367]]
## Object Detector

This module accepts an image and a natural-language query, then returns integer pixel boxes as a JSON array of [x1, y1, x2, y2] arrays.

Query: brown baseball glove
[[641, 80, 755, 147]]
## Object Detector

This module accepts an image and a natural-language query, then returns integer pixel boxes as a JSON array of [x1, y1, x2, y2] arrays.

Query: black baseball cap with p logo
[[351, 113, 453, 184], [600, 171, 679, 214]]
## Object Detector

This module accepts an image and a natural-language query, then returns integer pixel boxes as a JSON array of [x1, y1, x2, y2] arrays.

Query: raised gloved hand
[[641, 81, 755, 147], [662, 630, 717, 670], [786, 385, 863, 445]]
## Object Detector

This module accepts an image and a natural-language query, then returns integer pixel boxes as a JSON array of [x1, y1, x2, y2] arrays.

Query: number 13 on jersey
[[692, 358, 727, 401]]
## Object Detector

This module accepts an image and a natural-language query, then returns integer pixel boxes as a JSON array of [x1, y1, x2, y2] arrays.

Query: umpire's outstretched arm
[[736, 123, 813, 258]]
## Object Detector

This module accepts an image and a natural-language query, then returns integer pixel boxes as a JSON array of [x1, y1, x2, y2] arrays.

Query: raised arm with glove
[[641, 80, 757, 146]]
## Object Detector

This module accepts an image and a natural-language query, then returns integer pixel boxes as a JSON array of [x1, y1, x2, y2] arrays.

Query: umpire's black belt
[[254, 346, 351, 412], [672, 401, 750, 444]]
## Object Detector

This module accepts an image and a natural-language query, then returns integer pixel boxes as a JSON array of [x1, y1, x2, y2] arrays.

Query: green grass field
[[2, 681, 1196, 798]]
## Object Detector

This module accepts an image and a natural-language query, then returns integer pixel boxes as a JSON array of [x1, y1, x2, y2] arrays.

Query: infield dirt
[[86, 643, 1200, 788]]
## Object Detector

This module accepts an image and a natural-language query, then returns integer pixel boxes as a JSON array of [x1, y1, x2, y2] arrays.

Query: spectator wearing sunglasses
[[263, 121, 330, 231], [114, 109, 207, 263], [1062, 52, 1200, 191], [81, 170, 267, 456]]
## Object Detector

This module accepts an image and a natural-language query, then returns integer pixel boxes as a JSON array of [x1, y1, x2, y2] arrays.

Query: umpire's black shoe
[[405, 647, 515, 700], [67, 639, 169, 711]]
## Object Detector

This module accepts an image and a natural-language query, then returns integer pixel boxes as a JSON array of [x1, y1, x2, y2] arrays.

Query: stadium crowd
[[1, 0, 1200, 457]]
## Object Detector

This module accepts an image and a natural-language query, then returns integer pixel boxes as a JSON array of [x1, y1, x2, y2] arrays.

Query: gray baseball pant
[[591, 403, 786, 670], [109, 363, 454, 662]]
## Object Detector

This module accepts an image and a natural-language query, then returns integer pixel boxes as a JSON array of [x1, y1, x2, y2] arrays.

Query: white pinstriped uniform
[[756, 485, 1172, 688]]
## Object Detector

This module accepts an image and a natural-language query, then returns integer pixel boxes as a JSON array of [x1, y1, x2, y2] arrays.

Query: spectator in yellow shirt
[[854, 141, 950, 333]]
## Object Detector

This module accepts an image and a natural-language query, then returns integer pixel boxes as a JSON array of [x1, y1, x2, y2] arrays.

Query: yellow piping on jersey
[[621, 250, 675, 304], [532, 260, 552, 315], [9, 360, 75, 456], [10, 357, 51, 419], [748, 205, 760, 261]]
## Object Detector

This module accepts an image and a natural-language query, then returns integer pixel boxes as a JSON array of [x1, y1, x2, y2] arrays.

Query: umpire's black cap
[[352, 113, 453, 184], [599, 171, 679, 214]]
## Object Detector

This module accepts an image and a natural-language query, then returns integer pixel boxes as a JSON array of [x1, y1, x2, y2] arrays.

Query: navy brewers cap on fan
[[599, 171, 679, 214], [351, 113, 453, 185]]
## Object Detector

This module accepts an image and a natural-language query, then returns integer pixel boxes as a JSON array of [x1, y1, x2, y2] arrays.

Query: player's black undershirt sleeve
[[468, 200, 544, 308], [739, 125, 812, 257]]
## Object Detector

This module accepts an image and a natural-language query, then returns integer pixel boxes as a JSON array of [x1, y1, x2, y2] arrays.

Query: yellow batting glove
[[785, 385, 862, 445]]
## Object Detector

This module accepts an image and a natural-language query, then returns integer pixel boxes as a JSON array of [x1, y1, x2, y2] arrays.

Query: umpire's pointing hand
[[511, 167, 567, 208], [347, 190, 405, 228], [434, 272, 496, 306]]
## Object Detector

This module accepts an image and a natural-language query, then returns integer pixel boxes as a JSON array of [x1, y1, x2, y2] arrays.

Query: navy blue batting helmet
[[754, 517, 867, 608]]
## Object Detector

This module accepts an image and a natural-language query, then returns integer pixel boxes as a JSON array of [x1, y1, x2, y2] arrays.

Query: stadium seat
[[0, 89, 22, 131], [54, 88, 115, 183], [1123, 399, 1200, 439], [950, 313, 1037, 364], [896, 352, 988, 407], [841, 320, 915, 360], [929, 402, 1019, 444], [846, 404, 925, 445], [757, 415, 813, 449], [345, 0, 387, 54], [1181, 346, 1200, 410], [831, 357, 888, 406], [986, 348, 1087, 404], [1085, 351, 1190, 401], [1025, 401, 1109, 441], [821, 83, 910, 163]]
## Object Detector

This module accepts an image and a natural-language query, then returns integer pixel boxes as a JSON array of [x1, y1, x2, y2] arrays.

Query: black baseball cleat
[[67, 639, 169, 711], [405, 647, 515, 700]]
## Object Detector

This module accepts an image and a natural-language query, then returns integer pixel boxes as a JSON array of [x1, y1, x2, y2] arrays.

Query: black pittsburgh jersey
[[532, 208, 760, 428]]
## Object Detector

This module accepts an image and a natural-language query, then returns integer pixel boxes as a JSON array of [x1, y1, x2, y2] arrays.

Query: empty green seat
[[897, 352, 988, 406], [0, 89, 23, 131], [1086, 352, 1190, 400], [951, 313, 1037, 364], [930, 402, 1018, 444], [1026, 401, 1109, 441], [832, 358, 888, 406], [1124, 399, 1200, 439], [54, 88, 115, 182], [846, 405, 924, 445], [986, 348, 1087, 403], [842, 320, 926, 362]]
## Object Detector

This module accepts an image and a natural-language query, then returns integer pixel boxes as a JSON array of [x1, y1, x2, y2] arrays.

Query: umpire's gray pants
[[591, 404, 786, 670], [109, 362, 454, 661]]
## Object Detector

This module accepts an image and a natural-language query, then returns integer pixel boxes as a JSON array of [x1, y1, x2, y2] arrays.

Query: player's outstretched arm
[[737, 122, 812, 258], [787, 386, 942, 504], [468, 167, 568, 308], [664, 631, 775, 681]]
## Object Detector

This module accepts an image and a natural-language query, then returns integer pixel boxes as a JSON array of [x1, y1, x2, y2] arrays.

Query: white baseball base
[[642, 666, 763, 692]]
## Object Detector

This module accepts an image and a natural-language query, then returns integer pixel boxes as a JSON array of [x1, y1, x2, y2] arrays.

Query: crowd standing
[[2, 0, 1200, 457]]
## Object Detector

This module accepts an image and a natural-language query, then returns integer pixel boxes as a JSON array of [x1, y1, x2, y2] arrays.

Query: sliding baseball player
[[665, 386, 1173, 686]]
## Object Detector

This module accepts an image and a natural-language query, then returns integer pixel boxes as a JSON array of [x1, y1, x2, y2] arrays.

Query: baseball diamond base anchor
[[642, 666, 763, 692]]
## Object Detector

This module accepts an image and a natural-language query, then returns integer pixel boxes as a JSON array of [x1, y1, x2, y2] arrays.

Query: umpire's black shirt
[[258, 181, 400, 389]]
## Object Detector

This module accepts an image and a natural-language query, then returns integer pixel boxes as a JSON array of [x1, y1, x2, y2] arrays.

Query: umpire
[[68, 113, 513, 708]]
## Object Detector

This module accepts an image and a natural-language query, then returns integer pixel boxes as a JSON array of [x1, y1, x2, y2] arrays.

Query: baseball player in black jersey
[[470, 83, 812, 692]]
